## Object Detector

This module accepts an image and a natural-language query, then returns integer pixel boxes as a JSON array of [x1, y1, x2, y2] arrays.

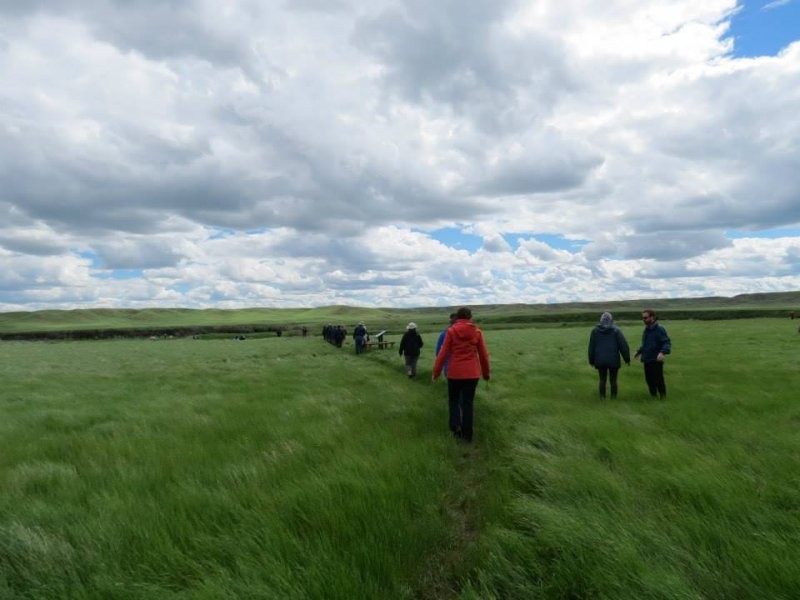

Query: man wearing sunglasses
[[634, 309, 671, 399]]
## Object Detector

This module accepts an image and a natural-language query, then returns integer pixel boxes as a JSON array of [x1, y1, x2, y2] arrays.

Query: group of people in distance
[[588, 309, 672, 400], [322, 322, 371, 353], [321, 324, 348, 347], [329, 306, 671, 444], [429, 306, 671, 443]]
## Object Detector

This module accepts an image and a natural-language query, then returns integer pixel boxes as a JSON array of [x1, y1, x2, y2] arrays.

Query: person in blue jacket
[[435, 312, 457, 377], [588, 311, 630, 399], [353, 322, 368, 354], [634, 309, 672, 399]]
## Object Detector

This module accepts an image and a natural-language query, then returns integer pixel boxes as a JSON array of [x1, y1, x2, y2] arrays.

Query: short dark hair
[[456, 307, 472, 319], [642, 309, 656, 319]]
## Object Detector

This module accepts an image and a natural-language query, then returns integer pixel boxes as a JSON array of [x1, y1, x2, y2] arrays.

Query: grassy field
[[1, 318, 799, 598]]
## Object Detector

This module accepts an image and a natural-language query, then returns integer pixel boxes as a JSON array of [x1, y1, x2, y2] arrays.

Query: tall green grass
[[0, 337, 478, 599], [1, 319, 799, 598], [461, 318, 800, 599]]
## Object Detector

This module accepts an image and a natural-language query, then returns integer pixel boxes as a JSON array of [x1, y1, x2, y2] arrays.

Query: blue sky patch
[[727, 1, 800, 57], [506, 234, 588, 253], [428, 229, 588, 253], [209, 227, 237, 240], [76, 250, 101, 268], [94, 269, 145, 280], [428, 227, 484, 252], [726, 227, 800, 238]]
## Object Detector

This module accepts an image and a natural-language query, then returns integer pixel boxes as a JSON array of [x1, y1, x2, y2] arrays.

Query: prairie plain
[[1, 317, 799, 598]]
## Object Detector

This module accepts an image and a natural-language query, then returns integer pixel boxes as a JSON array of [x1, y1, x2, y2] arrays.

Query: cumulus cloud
[[0, 0, 798, 310]]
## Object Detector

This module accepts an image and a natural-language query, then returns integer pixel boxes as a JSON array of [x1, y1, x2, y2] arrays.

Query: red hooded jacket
[[433, 319, 490, 380]]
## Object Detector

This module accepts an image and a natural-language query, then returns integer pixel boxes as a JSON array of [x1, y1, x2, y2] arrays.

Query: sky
[[1, 0, 799, 311]]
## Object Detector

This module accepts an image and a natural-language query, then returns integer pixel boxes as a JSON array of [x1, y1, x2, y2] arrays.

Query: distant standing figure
[[432, 307, 491, 443], [588, 312, 630, 399], [353, 322, 368, 354], [399, 322, 424, 378], [435, 312, 457, 377], [634, 309, 671, 399]]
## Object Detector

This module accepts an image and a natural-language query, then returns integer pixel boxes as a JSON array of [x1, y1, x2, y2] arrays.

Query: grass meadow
[[1, 318, 799, 599]]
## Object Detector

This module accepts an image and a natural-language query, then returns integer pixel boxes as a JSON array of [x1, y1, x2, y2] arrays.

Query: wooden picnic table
[[364, 340, 395, 350]]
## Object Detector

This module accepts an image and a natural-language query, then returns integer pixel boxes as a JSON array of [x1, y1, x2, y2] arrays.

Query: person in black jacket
[[634, 309, 671, 399], [353, 322, 368, 354], [399, 322, 424, 378], [588, 311, 631, 399]]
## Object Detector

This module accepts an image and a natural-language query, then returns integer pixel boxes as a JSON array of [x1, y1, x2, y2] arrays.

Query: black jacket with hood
[[588, 324, 631, 369], [399, 329, 424, 358]]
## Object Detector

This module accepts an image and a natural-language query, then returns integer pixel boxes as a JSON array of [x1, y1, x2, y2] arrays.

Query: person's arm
[[435, 331, 445, 355], [618, 330, 631, 365], [659, 327, 671, 355], [588, 331, 596, 366], [477, 332, 491, 380]]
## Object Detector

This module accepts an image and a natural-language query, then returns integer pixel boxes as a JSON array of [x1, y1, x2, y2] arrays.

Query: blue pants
[[448, 378, 478, 442]]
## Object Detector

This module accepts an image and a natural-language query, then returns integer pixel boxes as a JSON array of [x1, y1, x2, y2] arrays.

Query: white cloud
[[763, 0, 791, 10], [0, 1, 798, 310]]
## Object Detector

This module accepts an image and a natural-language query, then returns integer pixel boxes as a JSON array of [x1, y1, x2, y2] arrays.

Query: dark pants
[[404, 355, 419, 377], [448, 378, 478, 442], [643, 361, 666, 398], [597, 367, 619, 398]]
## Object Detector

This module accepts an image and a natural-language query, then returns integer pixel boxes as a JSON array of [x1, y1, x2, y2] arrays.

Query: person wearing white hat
[[399, 322, 424, 378]]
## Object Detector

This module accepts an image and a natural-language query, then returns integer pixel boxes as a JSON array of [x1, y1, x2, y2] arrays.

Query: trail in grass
[[361, 343, 491, 599]]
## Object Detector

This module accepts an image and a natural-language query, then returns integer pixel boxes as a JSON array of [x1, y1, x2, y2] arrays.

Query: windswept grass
[[0, 337, 482, 599], [1, 318, 799, 598], [461, 318, 800, 599]]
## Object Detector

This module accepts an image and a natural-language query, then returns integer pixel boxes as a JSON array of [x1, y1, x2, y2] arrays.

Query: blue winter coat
[[637, 322, 671, 362], [588, 324, 631, 369]]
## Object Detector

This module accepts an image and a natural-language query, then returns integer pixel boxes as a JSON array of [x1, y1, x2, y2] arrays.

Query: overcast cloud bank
[[1, 0, 799, 310]]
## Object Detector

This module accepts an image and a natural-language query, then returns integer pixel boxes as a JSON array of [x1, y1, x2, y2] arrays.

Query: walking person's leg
[[447, 379, 462, 437], [459, 379, 479, 442], [598, 367, 609, 398], [644, 362, 658, 397], [654, 362, 666, 398], [410, 355, 418, 378], [609, 367, 619, 399]]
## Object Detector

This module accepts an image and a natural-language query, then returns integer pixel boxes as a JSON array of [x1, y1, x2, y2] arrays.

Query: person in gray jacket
[[588, 311, 631, 399]]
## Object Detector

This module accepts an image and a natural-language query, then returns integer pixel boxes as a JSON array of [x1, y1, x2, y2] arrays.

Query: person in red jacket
[[432, 307, 491, 442]]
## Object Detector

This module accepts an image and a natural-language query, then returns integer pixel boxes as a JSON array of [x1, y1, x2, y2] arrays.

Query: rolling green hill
[[1, 291, 798, 339]]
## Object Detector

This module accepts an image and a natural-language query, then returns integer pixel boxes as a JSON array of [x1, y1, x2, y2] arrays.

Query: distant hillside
[[1, 291, 798, 340]]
